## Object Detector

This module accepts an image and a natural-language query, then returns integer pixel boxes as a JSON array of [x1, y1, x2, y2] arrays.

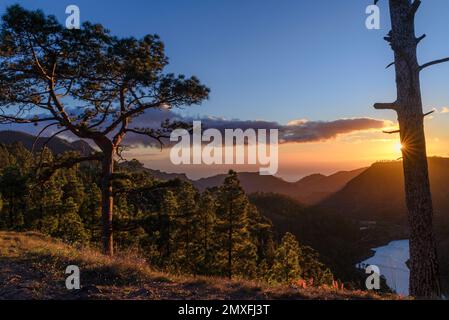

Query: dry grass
[[0, 231, 402, 300]]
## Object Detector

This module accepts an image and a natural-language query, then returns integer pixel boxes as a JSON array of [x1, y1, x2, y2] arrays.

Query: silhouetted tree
[[374, 0, 448, 297], [0, 5, 209, 255]]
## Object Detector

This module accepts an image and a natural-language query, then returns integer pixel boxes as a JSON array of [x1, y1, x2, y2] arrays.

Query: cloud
[[0, 108, 388, 147], [123, 109, 388, 146], [441, 107, 449, 114], [280, 118, 387, 143]]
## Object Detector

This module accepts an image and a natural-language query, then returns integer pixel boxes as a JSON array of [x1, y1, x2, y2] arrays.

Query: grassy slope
[[0, 231, 398, 300]]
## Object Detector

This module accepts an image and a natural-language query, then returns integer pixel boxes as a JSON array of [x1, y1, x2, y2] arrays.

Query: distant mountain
[[293, 168, 366, 204], [318, 157, 449, 222], [0, 131, 363, 204], [0, 130, 96, 156], [193, 168, 366, 205], [119, 160, 190, 182], [117, 160, 364, 205]]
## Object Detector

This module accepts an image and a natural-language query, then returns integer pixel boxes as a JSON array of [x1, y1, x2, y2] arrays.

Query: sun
[[395, 142, 404, 153]]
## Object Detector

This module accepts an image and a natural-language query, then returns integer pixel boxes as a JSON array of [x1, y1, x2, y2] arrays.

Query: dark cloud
[[1, 108, 388, 147], [281, 118, 386, 143], [123, 109, 388, 146]]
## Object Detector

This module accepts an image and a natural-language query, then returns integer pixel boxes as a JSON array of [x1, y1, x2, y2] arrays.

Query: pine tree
[[30, 178, 63, 234], [246, 203, 275, 264], [79, 183, 102, 241], [298, 245, 333, 286], [269, 232, 302, 284], [215, 171, 257, 279], [56, 197, 89, 244], [159, 190, 179, 264], [0, 166, 28, 229], [195, 190, 217, 274], [27, 149, 63, 234], [174, 181, 201, 273], [0, 5, 210, 256], [62, 167, 85, 208]]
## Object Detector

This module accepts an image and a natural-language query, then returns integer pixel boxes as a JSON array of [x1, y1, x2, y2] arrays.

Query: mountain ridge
[[317, 157, 449, 222], [0, 130, 96, 156]]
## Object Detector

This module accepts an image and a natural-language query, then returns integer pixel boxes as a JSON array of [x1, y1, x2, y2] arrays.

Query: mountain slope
[[293, 168, 366, 204], [318, 157, 449, 222], [0, 231, 390, 300], [0, 130, 95, 156]]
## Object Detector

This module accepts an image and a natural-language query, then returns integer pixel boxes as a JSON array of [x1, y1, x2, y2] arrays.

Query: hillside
[[316, 157, 449, 293], [318, 157, 449, 222], [0, 231, 392, 300], [0, 130, 96, 156]]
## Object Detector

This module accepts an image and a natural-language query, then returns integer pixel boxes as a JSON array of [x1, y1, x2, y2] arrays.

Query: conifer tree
[[196, 190, 218, 274], [0, 5, 210, 255], [175, 181, 201, 273], [0, 166, 28, 229], [215, 170, 256, 279], [246, 203, 275, 264], [56, 197, 89, 244], [159, 190, 179, 263], [62, 167, 85, 208], [298, 245, 333, 286], [79, 183, 102, 240], [269, 232, 302, 284]]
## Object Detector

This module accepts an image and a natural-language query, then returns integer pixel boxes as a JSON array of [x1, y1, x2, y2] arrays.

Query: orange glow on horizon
[[123, 130, 449, 180]]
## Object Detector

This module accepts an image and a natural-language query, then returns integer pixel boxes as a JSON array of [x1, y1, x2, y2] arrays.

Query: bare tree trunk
[[228, 202, 233, 280], [375, 0, 440, 297], [100, 149, 114, 256]]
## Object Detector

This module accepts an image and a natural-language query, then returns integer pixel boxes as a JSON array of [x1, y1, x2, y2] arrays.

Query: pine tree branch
[[38, 153, 103, 182], [423, 110, 435, 117], [374, 102, 399, 111], [408, 0, 422, 19], [383, 129, 400, 134], [0, 114, 56, 124], [416, 34, 426, 44], [31, 122, 59, 153], [419, 57, 449, 71]]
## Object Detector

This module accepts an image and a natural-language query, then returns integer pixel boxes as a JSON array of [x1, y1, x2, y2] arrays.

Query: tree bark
[[93, 134, 115, 257], [228, 202, 233, 280], [377, 0, 440, 297], [100, 152, 114, 256]]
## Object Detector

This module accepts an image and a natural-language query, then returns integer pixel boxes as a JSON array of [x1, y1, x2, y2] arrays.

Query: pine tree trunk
[[100, 151, 114, 256], [400, 114, 440, 297], [228, 202, 233, 279], [376, 0, 440, 297], [9, 198, 14, 228]]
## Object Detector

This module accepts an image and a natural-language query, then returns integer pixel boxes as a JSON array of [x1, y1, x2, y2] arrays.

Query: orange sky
[[123, 111, 449, 181]]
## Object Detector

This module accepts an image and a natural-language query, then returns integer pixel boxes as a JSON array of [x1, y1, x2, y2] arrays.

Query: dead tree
[[374, 0, 449, 297]]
